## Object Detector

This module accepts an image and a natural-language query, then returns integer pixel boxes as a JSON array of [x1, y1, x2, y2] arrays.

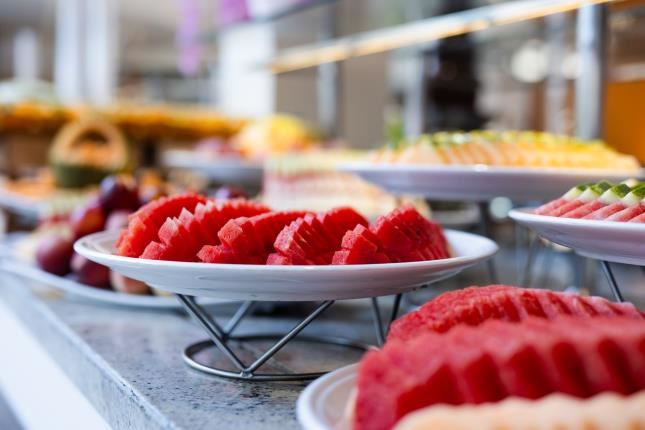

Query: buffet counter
[[0, 271, 377, 430]]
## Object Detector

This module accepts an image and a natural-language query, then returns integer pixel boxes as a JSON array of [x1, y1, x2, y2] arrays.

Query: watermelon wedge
[[354, 316, 645, 430], [209, 211, 309, 264], [117, 194, 207, 257], [388, 285, 644, 342]]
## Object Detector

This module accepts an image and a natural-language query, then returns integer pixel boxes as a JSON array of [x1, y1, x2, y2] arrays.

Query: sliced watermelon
[[197, 244, 238, 264], [545, 199, 586, 217], [388, 285, 644, 343], [629, 211, 645, 223], [561, 200, 606, 219], [583, 202, 626, 220], [215, 211, 308, 263], [606, 204, 645, 222], [332, 225, 380, 264], [354, 316, 645, 430], [140, 241, 175, 260], [534, 197, 568, 215], [118, 193, 207, 257]]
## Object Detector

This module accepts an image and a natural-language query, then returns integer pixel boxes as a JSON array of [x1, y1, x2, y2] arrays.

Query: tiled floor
[[0, 389, 22, 430]]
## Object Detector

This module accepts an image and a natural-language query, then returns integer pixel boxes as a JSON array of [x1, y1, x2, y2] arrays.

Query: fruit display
[[96, 103, 247, 140], [350, 285, 645, 430], [49, 118, 129, 188], [30, 174, 167, 294], [232, 114, 320, 159], [116, 193, 450, 265], [0, 81, 71, 134], [534, 180, 645, 222], [368, 131, 641, 171], [262, 150, 429, 217]]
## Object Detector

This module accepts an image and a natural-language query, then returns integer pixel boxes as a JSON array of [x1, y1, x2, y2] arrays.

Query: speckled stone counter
[[0, 271, 386, 430]]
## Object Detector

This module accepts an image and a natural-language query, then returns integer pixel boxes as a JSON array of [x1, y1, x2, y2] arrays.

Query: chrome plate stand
[[177, 293, 403, 381]]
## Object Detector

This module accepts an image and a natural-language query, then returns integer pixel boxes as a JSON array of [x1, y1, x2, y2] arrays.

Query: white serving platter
[[161, 150, 263, 184], [340, 163, 643, 202], [74, 229, 498, 302], [297, 363, 357, 430], [0, 234, 226, 309], [509, 208, 645, 266]]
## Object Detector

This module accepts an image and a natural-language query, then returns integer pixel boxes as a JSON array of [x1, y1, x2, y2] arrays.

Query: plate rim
[[0, 253, 227, 309], [509, 207, 645, 232], [297, 363, 358, 430], [339, 162, 644, 178], [75, 229, 499, 273]]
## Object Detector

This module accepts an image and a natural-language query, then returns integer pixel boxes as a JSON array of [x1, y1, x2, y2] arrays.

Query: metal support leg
[[520, 234, 540, 287], [178, 295, 367, 381], [371, 294, 404, 346], [478, 201, 499, 283], [389, 294, 403, 329], [600, 260, 624, 302], [223, 300, 255, 340], [177, 294, 245, 371], [371, 297, 385, 346]]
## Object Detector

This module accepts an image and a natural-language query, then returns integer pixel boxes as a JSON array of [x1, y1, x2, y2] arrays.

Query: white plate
[[74, 230, 498, 301], [297, 363, 357, 430], [340, 163, 643, 202], [161, 150, 263, 184], [0, 187, 44, 219], [509, 208, 645, 266], [0, 258, 227, 309], [0, 237, 226, 309]]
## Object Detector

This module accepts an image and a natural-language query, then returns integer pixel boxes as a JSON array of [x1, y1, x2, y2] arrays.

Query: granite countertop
[[0, 270, 390, 430]]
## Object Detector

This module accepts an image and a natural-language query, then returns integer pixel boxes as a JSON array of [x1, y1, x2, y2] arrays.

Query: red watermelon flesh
[[271, 208, 369, 265], [140, 241, 176, 261], [534, 197, 568, 215], [197, 244, 238, 264], [388, 285, 644, 342], [606, 204, 645, 222], [560, 200, 605, 219], [316, 207, 368, 240], [583, 202, 625, 220], [332, 225, 380, 264], [118, 193, 207, 257], [545, 199, 585, 217], [266, 253, 296, 265], [370, 207, 449, 262], [217, 211, 310, 263], [629, 211, 645, 223], [273, 219, 315, 264], [157, 217, 200, 261], [353, 316, 645, 430]]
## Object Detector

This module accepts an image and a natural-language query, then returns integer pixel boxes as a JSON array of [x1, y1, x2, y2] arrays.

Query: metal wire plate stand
[[176, 293, 403, 381], [517, 233, 625, 303]]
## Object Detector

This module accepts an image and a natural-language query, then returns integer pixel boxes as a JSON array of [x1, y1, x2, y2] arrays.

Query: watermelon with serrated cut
[[354, 316, 645, 430], [332, 224, 380, 264], [214, 211, 308, 264], [118, 193, 207, 257], [140, 241, 175, 261], [388, 285, 644, 342]]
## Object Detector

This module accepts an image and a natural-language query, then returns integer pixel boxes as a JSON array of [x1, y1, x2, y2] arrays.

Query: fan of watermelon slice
[[116, 195, 450, 266]]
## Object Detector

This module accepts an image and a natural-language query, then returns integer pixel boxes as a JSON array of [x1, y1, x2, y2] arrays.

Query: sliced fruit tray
[[75, 194, 498, 301], [510, 180, 645, 266]]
